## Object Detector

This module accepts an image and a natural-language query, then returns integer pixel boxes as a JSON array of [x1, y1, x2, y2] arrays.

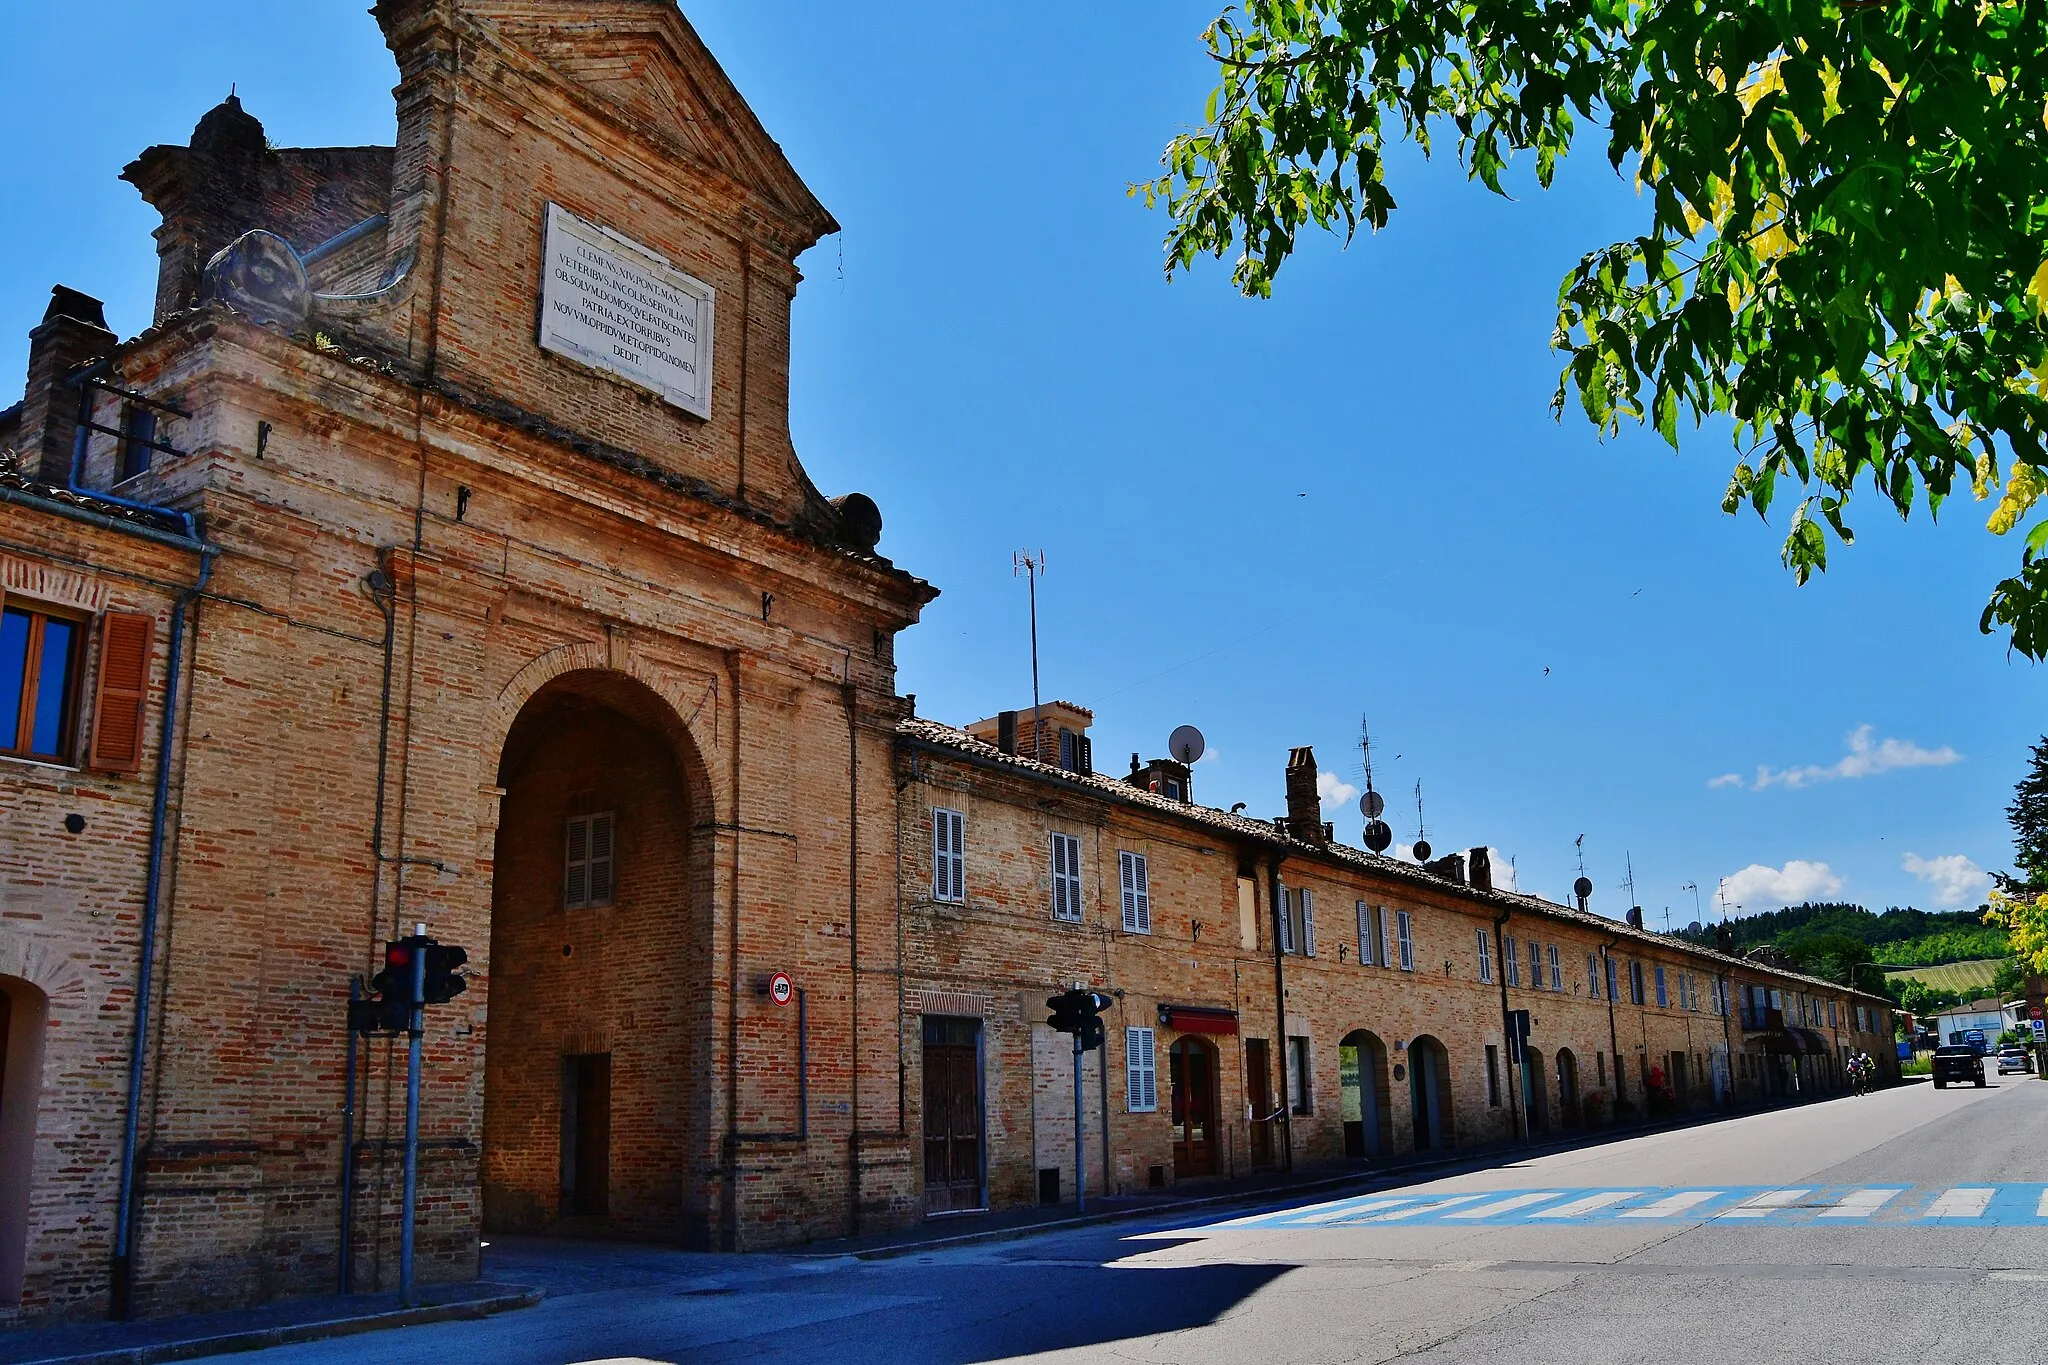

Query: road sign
[[2031, 1006, 2043, 1021], [769, 971, 794, 1007], [2032, 1018, 2045, 1041]]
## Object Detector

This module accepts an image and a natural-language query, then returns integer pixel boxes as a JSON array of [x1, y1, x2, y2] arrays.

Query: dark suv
[[1933, 1045, 1986, 1089]]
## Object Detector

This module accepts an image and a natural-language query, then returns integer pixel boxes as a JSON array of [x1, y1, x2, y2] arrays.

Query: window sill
[[0, 752, 83, 775]]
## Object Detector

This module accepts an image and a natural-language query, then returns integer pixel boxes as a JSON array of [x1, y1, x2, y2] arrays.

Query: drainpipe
[[841, 676, 861, 1236], [1267, 854, 1291, 1173], [110, 544, 215, 1318], [1718, 969, 1736, 1107], [1493, 910, 1522, 1142], [1602, 938, 1624, 1115]]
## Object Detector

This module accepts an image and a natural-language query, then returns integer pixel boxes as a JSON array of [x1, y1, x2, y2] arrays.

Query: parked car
[[1934, 1045, 1987, 1088], [1997, 1046, 2031, 1075]]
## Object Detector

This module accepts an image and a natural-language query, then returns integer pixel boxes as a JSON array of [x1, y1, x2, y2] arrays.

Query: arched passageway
[[1407, 1037, 1452, 1152], [1169, 1036, 1220, 1178], [0, 978, 46, 1306], [1338, 1030, 1392, 1159], [481, 670, 713, 1241]]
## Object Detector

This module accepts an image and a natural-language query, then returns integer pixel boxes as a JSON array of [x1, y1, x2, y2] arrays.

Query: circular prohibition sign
[[768, 971, 794, 1007]]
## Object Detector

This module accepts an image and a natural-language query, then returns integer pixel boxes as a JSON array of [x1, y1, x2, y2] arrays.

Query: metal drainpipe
[[110, 545, 215, 1318], [1493, 910, 1522, 1142], [1719, 970, 1736, 1106], [841, 677, 860, 1236], [1267, 854, 1291, 1173], [1602, 939, 1624, 1113]]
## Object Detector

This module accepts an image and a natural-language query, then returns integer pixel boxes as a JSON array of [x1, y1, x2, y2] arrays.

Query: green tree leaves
[[1147, 0, 2048, 654]]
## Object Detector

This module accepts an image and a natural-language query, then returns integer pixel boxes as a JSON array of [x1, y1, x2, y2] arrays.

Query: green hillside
[[1883, 959, 2003, 996]]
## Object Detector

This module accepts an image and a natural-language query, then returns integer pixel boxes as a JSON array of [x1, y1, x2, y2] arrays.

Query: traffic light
[[348, 992, 408, 1034], [1047, 991, 1084, 1034], [1047, 988, 1113, 1052], [422, 943, 468, 1005], [371, 939, 418, 1006]]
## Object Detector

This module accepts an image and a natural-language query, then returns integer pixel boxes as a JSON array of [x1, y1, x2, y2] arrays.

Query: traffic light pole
[[399, 929, 426, 1308], [1073, 1027, 1086, 1214]]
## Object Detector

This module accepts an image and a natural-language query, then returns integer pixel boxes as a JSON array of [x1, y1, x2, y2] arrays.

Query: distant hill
[[1677, 902, 2002, 964], [1881, 959, 2003, 995]]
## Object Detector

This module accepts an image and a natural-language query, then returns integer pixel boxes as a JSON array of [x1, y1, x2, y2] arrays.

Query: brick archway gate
[[480, 667, 717, 1244]]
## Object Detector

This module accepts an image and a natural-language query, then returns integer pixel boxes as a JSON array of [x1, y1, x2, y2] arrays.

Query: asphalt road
[[214, 1075, 2048, 1365]]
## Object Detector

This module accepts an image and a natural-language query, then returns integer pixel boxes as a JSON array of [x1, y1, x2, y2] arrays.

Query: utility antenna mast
[[1013, 550, 1046, 760]]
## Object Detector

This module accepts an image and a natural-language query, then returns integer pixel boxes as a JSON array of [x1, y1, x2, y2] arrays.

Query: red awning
[[1159, 1005, 1239, 1035]]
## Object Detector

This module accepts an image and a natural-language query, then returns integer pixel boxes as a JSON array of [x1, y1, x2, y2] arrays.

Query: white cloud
[[1483, 847, 1518, 892], [1901, 853, 1993, 909], [1707, 773, 1745, 789], [1317, 771, 1358, 808], [1751, 725, 1960, 790], [1720, 860, 1845, 910]]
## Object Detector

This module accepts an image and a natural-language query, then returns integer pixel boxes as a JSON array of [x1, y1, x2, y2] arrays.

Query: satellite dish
[[1363, 820, 1393, 853], [1168, 724, 1206, 765], [1359, 790, 1385, 820], [1687, 920, 1703, 935], [1573, 876, 1594, 900], [1411, 839, 1432, 862]]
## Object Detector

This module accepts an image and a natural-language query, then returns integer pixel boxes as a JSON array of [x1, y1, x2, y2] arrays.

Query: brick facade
[[0, 0, 1898, 1328]]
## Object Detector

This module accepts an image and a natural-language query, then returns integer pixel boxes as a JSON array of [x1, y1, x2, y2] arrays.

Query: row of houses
[[0, 0, 1892, 1325], [890, 709, 1895, 1213]]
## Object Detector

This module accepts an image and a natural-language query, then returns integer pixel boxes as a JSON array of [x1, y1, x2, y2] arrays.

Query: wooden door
[[560, 1053, 610, 1216], [1170, 1038, 1218, 1178], [1245, 1039, 1274, 1167], [922, 1017, 983, 1212]]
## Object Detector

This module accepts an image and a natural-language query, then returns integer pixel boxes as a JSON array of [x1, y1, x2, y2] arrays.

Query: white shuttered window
[[1504, 935, 1521, 987], [1477, 928, 1494, 983], [1300, 889, 1316, 956], [1395, 910, 1415, 971], [1050, 832, 1082, 922], [1547, 944, 1563, 992], [932, 807, 965, 903], [1126, 1027, 1158, 1112], [1119, 850, 1151, 934], [1277, 884, 1294, 954], [1357, 901, 1378, 966], [563, 812, 616, 909]]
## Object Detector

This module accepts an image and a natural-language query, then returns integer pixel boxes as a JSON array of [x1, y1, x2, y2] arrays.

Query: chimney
[[996, 710, 1018, 755], [1468, 847, 1493, 893], [1424, 853, 1467, 884], [14, 287, 115, 483], [1284, 747, 1325, 843]]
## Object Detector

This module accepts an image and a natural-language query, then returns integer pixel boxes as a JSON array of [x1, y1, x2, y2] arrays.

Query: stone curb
[[10, 1288, 545, 1365]]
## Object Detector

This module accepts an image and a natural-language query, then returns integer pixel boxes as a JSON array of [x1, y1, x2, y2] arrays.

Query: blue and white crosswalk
[[1210, 1184, 2048, 1229]]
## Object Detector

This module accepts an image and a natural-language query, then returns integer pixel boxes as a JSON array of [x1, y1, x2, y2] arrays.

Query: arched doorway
[[0, 978, 46, 1305], [1522, 1047, 1550, 1133], [481, 670, 713, 1241], [1407, 1037, 1452, 1151], [1169, 1036, 1219, 1177], [1556, 1049, 1581, 1127], [1338, 1030, 1392, 1159]]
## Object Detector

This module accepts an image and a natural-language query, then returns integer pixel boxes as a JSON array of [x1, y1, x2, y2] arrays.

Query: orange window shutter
[[88, 612, 156, 773]]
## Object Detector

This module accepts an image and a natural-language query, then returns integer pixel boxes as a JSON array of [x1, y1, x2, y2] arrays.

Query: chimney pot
[[1468, 847, 1493, 893]]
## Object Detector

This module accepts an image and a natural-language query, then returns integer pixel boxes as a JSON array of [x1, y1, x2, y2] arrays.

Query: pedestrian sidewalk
[[0, 1281, 540, 1365]]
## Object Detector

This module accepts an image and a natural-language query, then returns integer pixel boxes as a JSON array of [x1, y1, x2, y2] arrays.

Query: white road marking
[[1618, 1190, 1722, 1219], [1924, 1188, 1995, 1219], [1720, 1188, 1812, 1219], [1819, 1188, 1902, 1219], [1347, 1194, 1489, 1222], [1293, 1197, 1418, 1224], [1529, 1191, 1643, 1220], [1443, 1192, 1567, 1220], [2037, 1189, 2048, 1218], [1207, 1193, 1391, 1227]]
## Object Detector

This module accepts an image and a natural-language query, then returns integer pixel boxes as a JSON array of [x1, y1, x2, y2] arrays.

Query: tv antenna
[[1682, 881, 1702, 926], [1013, 550, 1045, 759], [1410, 779, 1430, 862], [1358, 716, 1392, 851], [1623, 853, 1639, 917]]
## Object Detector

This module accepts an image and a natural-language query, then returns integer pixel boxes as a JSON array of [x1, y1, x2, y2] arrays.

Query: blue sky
[[2, 2, 2039, 924]]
